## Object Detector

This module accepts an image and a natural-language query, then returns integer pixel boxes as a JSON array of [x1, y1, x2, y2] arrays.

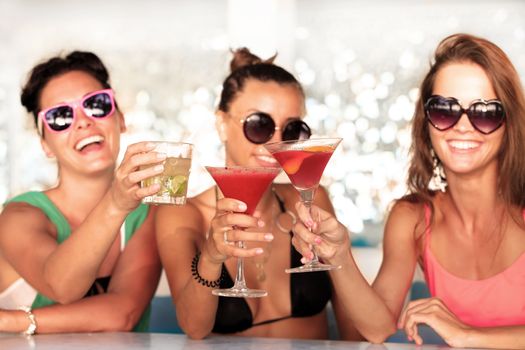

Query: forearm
[[463, 325, 525, 349], [1, 293, 147, 334], [174, 251, 224, 339], [43, 192, 129, 302], [330, 250, 397, 343]]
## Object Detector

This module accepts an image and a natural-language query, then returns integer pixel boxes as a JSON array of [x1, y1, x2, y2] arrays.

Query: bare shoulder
[[0, 201, 53, 239], [384, 198, 426, 242]]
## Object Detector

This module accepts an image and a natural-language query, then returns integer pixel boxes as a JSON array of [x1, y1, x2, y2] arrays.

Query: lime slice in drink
[[167, 175, 188, 197]]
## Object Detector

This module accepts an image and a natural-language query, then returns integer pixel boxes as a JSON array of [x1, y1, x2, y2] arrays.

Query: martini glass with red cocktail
[[205, 166, 281, 298], [264, 138, 342, 273]]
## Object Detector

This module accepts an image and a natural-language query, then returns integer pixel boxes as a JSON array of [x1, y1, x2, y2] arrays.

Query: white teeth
[[75, 135, 105, 151], [449, 140, 479, 150], [257, 155, 278, 164]]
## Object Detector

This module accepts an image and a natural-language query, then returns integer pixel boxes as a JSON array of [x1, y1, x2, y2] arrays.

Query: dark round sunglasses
[[239, 112, 311, 144], [424, 95, 505, 135], [37, 89, 115, 134]]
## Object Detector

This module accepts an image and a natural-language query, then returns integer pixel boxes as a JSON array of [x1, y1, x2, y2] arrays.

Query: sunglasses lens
[[45, 106, 74, 132], [243, 113, 275, 144], [426, 97, 462, 131], [83, 92, 114, 118], [468, 102, 505, 134], [282, 120, 311, 141]]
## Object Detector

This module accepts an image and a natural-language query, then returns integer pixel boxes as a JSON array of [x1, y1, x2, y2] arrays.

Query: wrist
[[18, 307, 37, 335], [202, 237, 227, 265], [102, 190, 131, 218], [192, 252, 224, 288], [460, 327, 482, 348], [201, 244, 226, 266]]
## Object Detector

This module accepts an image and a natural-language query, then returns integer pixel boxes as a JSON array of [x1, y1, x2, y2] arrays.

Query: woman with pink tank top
[[290, 33, 525, 349]]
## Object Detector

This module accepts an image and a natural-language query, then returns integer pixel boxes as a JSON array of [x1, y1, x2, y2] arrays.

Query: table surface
[[0, 332, 489, 350]]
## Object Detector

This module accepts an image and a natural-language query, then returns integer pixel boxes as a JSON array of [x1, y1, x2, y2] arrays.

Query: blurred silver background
[[0, 0, 524, 245]]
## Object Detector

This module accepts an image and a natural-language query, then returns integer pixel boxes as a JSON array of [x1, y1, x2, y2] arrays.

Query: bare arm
[[0, 142, 164, 303], [292, 200, 420, 343], [466, 326, 525, 349], [156, 196, 270, 339], [0, 210, 161, 333]]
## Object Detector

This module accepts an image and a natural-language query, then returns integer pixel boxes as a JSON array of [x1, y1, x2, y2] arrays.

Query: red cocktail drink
[[264, 138, 342, 273], [271, 147, 334, 191], [205, 166, 280, 298], [207, 167, 280, 215]]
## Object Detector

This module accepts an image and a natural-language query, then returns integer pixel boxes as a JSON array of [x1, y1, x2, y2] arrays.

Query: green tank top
[[6, 191, 151, 332]]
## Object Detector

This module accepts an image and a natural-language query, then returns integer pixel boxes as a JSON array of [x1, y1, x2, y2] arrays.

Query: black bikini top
[[212, 193, 332, 334]]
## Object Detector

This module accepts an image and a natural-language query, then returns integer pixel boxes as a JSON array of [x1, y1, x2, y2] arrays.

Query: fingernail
[[264, 233, 274, 241], [238, 203, 247, 211], [258, 220, 265, 228], [310, 252, 314, 260], [306, 220, 314, 228], [315, 237, 322, 244], [157, 152, 167, 159], [154, 164, 164, 171], [301, 257, 307, 264], [255, 248, 264, 254]]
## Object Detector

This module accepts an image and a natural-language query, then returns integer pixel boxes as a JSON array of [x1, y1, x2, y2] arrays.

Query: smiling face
[[429, 62, 504, 178], [39, 70, 125, 176], [217, 79, 305, 167]]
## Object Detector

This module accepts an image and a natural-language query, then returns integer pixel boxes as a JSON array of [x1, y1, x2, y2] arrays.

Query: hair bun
[[229, 47, 277, 72]]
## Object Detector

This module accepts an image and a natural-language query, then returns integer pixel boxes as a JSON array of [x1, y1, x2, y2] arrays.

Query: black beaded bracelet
[[191, 252, 224, 288]]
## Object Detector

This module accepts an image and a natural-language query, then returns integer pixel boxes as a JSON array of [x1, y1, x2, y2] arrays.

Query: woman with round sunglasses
[[156, 48, 349, 339], [290, 34, 525, 349], [0, 51, 163, 334]]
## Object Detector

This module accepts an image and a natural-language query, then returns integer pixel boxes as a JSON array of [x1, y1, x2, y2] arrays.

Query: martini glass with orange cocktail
[[264, 138, 342, 273]]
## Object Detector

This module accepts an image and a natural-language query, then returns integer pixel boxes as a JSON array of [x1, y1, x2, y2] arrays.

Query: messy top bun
[[229, 47, 276, 72], [218, 47, 303, 112]]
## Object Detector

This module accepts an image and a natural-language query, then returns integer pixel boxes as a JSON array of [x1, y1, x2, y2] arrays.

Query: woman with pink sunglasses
[[291, 33, 525, 349], [0, 51, 163, 334]]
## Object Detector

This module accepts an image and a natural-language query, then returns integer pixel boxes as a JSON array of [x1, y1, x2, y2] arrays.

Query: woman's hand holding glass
[[108, 141, 167, 212], [203, 198, 272, 265], [292, 202, 350, 266]]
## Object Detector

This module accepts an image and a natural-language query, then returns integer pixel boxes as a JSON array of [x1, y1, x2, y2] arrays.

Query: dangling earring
[[429, 149, 447, 192]]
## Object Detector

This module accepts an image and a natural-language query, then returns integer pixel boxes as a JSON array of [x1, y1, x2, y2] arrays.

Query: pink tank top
[[423, 205, 525, 327]]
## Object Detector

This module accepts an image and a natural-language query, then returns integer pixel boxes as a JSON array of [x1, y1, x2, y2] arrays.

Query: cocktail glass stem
[[233, 241, 248, 290], [284, 187, 341, 273], [300, 189, 322, 266]]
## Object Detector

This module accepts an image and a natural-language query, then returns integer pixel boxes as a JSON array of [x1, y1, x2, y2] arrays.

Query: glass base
[[142, 195, 186, 205], [212, 287, 267, 298], [285, 261, 341, 273]]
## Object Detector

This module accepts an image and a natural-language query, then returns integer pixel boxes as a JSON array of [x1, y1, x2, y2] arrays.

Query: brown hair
[[218, 48, 304, 112], [405, 33, 525, 209]]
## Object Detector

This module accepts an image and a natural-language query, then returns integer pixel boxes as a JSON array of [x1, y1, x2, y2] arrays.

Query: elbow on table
[[103, 310, 137, 332], [365, 323, 398, 344], [179, 320, 211, 340], [182, 324, 211, 340]]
